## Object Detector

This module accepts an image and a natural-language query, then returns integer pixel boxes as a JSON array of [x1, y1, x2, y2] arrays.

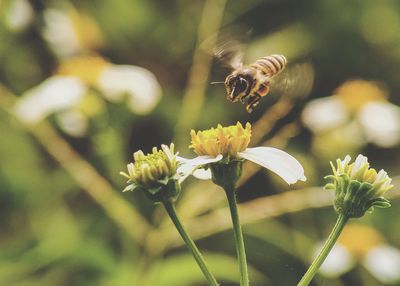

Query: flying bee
[[210, 38, 314, 112], [224, 54, 287, 113]]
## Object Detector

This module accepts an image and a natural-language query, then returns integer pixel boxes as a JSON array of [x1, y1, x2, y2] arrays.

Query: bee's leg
[[239, 93, 249, 103], [246, 94, 261, 113], [258, 84, 270, 97]]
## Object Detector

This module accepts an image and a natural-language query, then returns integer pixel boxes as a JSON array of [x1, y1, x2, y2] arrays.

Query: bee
[[210, 38, 314, 112], [224, 54, 287, 113]]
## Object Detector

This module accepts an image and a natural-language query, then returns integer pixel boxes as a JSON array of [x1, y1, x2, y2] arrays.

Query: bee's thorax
[[223, 54, 287, 113]]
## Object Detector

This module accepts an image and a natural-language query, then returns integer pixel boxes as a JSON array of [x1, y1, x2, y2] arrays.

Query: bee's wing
[[212, 40, 244, 70], [270, 62, 314, 99], [200, 27, 251, 70]]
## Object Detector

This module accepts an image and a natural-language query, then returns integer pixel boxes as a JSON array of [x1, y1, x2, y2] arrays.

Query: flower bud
[[325, 155, 393, 218], [120, 143, 180, 202]]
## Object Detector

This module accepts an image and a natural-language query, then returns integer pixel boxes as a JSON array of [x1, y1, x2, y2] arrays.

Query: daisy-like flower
[[13, 55, 161, 137], [186, 122, 305, 286], [325, 154, 393, 218], [183, 122, 306, 186], [120, 143, 180, 202], [302, 79, 400, 149]]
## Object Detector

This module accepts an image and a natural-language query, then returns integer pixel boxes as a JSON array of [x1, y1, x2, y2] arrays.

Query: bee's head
[[225, 69, 254, 102]]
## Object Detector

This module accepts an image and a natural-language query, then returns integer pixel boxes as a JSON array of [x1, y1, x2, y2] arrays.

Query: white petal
[[341, 155, 352, 167], [363, 244, 400, 284], [350, 154, 369, 177], [314, 242, 355, 278], [54, 109, 88, 137], [192, 168, 212, 180], [5, 0, 34, 32], [376, 169, 387, 181], [42, 8, 81, 56], [13, 76, 87, 124], [177, 155, 223, 183], [358, 101, 400, 148], [238, 147, 306, 184], [302, 97, 349, 133], [97, 65, 162, 114]]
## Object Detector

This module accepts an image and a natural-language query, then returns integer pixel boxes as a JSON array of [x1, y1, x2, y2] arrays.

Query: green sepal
[[370, 197, 391, 209], [324, 183, 336, 190], [147, 186, 162, 195], [324, 175, 336, 181], [157, 176, 170, 185], [209, 159, 243, 190], [329, 173, 391, 218], [144, 178, 181, 203], [122, 183, 141, 192]]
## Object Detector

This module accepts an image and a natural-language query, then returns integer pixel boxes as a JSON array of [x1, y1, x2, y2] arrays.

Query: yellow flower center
[[122, 144, 177, 187], [338, 224, 384, 259], [334, 79, 388, 112], [68, 9, 104, 51], [57, 55, 111, 86], [189, 122, 251, 157]]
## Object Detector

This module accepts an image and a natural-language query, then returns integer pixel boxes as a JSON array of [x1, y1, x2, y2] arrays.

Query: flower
[[120, 144, 181, 202], [325, 154, 393, 218], [357, 102, 400, 148], [302, 79, 400, 149], [183, 122, 306, 186], [13, 55, 162, 136]]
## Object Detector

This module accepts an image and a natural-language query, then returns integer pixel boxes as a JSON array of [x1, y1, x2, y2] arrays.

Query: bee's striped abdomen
[[251, 54, 287, 77]]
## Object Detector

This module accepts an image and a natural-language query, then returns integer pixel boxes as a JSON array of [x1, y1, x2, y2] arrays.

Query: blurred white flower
[[97, 65, 162, 114], [55, 109, 89, 137], [13, 57, 162, 137], [312, 224, 400, 284], [42, 9, 81, 57], [42, 5, 103, 57], [315, 243, 355, 277], [363, 245, 400, 284], [14, 76, 87, 124], [302, 96, 349, 133], [358, 101, 400, 148], [5, 0, 34, 32], [303, 95, 400, 148]]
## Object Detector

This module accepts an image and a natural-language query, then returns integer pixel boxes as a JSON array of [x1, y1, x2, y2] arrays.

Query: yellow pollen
[[189, 122, 251, 157]]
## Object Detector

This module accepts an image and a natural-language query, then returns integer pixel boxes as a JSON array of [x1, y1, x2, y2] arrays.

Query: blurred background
[[1, 0, 400, 285]]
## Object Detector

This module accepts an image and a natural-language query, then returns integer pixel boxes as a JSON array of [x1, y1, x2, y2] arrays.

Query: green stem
[[297, 214, 349, 286], [163, 201, 219, 286], [224, 186, 249, 286]]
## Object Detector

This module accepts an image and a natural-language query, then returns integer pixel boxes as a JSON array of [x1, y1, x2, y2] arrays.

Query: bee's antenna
[[210, 81, 225, 85]]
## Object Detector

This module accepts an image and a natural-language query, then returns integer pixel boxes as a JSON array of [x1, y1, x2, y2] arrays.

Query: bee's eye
[[236, 77, 248, 92]]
